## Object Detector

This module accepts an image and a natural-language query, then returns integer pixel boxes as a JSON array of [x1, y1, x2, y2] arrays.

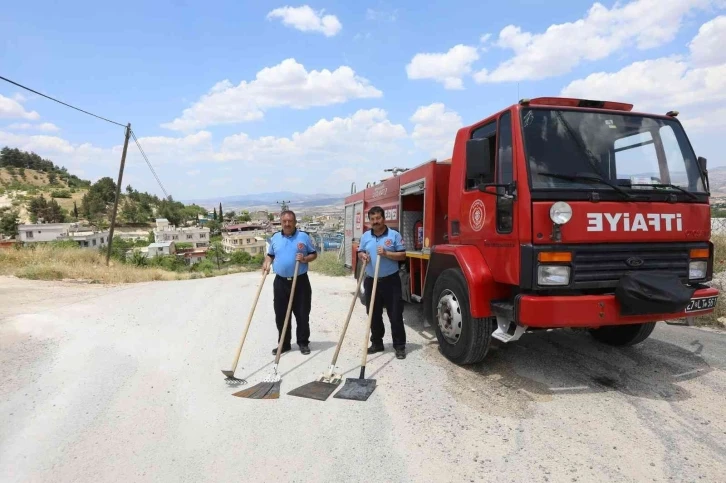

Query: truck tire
[[432, 268, 494, 365], [589, 322, 656, 347]]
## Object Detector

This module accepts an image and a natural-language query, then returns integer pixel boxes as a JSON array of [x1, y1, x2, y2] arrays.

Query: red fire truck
[[342, 97, 719, 365]]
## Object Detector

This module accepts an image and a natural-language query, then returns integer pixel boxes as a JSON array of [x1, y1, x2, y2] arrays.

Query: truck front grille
[[571, 245, 690, 289]]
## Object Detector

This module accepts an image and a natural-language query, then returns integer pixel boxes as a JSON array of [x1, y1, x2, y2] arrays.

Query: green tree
[[239, 210, 251, 222], [73, 201, 79, 220], [213, 207, 217, 220], [0, 207, 20, 237], [231, 250, 251, 265], [28, 195, 66, 223], [209, 241, 224, 269]]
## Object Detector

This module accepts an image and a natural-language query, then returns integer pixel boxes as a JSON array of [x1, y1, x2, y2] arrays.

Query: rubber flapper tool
[[333, 254, 380, 402], [288, 259, 369, 401]]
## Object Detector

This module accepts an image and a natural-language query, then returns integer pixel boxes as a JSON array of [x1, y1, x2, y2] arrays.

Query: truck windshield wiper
[[629, 183, 699, 200], [536, 171, 633, 200]]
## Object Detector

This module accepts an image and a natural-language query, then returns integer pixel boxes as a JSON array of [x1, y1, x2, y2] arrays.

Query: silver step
[[492, 315, 527, 343]]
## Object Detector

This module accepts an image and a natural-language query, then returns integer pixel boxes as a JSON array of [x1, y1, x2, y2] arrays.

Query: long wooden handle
[[273, 260, 300, 364], [359, 255, 381, 374], [329, 259, 368, 367], [229, 268, 269, 371]]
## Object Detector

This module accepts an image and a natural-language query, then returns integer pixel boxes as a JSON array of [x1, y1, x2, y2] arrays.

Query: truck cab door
[[459, 110, 520, 285]]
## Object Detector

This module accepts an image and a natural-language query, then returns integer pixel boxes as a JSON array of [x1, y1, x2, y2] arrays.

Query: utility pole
[[106, 123, 131, 266], [277, 200, 290, 213]]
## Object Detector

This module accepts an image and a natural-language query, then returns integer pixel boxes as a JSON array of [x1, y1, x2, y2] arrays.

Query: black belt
[[277, 273, 308, 281], [367, 272, 398, 281]]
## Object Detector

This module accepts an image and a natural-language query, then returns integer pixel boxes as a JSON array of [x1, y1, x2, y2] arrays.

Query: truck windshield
[[521, 108, 706, 194]]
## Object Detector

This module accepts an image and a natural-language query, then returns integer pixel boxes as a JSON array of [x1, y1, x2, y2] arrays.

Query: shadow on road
[[400, 299, 714, 402]]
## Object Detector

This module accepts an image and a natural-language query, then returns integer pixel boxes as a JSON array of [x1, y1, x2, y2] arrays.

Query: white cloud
[[162, 58, 382, 131], [266, 5, 342, 36], [410, 103, 463, 160], [0, 94, 40, 120], [217, 108, 408, 165], [366, 8, 398, 22], [560, 15, 726, 134], [406, 44, 480, 89], [689, 15, 726, 67], [474, 0, 717, 83], [8, 122, 60, 132], [186, 169, 201, 176]]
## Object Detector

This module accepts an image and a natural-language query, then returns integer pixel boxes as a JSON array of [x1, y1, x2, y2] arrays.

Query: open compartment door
[[400, 179, 428, 302]]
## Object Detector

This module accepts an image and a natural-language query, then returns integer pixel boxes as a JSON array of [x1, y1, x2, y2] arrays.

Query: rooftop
[[149, 242, 174, 248]]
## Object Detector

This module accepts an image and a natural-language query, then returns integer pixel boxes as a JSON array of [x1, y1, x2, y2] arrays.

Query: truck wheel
[[589, 322, 656, 347], [432, 268, 494, 365]]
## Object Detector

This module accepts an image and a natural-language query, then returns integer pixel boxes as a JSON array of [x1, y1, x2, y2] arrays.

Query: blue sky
[[1, 0, 725, 201]]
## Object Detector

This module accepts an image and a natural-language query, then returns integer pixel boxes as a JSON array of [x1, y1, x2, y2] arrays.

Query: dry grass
[[0, 167, 67, 188], [0, 244, 188, 283], [308, 251, 349, 277]]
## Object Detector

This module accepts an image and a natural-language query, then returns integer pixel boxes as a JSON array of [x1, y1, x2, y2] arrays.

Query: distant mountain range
[[182, 191, 349, 211]]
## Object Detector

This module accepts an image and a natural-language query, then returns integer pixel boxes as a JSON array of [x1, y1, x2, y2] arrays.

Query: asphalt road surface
[[1, 272, 725, 482]]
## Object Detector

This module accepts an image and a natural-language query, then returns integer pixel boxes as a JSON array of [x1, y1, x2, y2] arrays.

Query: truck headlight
[[549, 201, 572, 225], [689, 261, 707, 280], [538, 265, 570, 286]]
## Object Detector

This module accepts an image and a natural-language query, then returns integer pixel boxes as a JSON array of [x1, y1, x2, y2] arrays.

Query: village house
[[153, 218, 210, 248], [221, 223, 267, 255], [17, 222, 110, 249]]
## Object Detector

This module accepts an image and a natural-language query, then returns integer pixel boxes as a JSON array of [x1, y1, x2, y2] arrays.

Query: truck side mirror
[[466, 138, 491, 185], [698, 156, 710, 192], [698, 156, 707, 172]]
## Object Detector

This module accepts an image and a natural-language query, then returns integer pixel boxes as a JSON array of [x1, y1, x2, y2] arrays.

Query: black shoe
[[299, 343, 310, 355], [395, 347, 406, 359], [367, 343, 384, 354], [272, 345, 291, 356]]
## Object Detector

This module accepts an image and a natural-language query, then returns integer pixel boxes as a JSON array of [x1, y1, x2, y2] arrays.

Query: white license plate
[[685, 296, 718, 313]]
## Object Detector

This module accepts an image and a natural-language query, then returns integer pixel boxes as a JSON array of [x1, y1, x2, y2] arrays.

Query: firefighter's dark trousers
[[273, 273, 312, 348], [364, 272, 406, 348]]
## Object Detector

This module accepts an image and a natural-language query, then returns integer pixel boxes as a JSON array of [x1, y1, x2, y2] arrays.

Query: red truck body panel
[[343, 96, 718, 329], [531, 202, 711, 244]]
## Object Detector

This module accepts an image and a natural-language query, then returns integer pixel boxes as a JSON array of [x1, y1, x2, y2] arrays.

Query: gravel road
[[1, 272, 726, 482]]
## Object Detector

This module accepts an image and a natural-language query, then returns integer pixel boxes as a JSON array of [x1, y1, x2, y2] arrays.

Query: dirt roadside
[[1, 272, 725, 482]]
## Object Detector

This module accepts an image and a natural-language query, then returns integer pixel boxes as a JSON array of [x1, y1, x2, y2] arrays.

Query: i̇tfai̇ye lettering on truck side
[[342, 97, 718, 365]]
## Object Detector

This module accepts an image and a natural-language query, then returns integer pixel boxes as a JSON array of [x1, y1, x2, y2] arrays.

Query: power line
[[130, 130, 169, 199], [0, 75, 126, 127]]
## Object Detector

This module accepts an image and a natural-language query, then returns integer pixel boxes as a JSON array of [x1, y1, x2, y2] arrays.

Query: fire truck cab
[[342, 97, 718, 365]]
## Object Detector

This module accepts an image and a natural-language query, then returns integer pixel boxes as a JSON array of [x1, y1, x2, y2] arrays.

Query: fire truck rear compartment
[[400, 187, 426, 302]]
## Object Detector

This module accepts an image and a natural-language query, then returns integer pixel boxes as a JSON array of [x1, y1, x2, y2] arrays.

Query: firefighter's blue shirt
[[267, 229, 316, 278], [357, 226, 405, 278]]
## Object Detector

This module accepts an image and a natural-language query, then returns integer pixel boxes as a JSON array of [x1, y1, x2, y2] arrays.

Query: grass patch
[[308, 251, 348, 277], [0, 244, 257, 284]]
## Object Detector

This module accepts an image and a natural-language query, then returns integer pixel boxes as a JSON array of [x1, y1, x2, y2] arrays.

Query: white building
[[17, 223, 71, 243], [154, 221, 210, 248], [17, 223, 109, 249]]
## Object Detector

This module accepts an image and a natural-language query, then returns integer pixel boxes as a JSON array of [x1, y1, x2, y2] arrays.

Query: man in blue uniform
[[357, 206, 408, 359], [262, 210, 317, 355]]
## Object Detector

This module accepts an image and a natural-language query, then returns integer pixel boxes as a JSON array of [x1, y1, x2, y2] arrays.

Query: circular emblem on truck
[[626, 257, 644, 267], [469, 200, 486, 232]]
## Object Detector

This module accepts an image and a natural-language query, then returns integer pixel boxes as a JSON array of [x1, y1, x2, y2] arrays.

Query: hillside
[[0, 167, 88, 223], [0, 147, 207, 236], [183, 191, 348, 211]]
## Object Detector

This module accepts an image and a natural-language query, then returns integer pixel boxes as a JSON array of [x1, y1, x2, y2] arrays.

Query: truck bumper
[[516, 286, 719, 328]]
